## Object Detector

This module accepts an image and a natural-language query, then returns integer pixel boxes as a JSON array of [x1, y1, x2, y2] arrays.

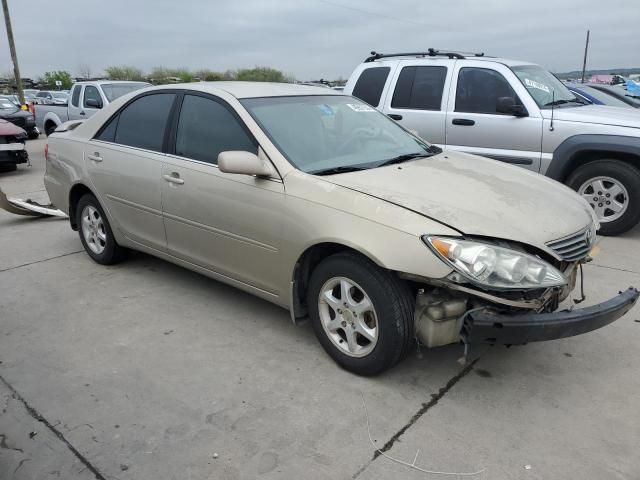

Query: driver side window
[[455, 67, 521, 115]]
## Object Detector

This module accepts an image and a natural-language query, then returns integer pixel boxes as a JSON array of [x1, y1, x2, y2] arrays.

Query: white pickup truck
[[36, 80, 149, 136]]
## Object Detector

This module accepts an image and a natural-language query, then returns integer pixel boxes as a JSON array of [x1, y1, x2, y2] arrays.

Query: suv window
[[175, 94, 257, 165], [455, 67, 520, 114], [391, 66, 447, 110], [352, 67, 390, 107], [83, 86, 102, 108], [36, 92, 47, 97], [111, 93, 175, 151], [71, 86, 81, 107]]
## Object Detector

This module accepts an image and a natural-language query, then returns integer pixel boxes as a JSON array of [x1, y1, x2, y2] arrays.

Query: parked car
[[36, 80, 150, 136], [565, 83, 634, 108], [0, 96, 38, 139], [345, 50, 640, 235], [35, 90, 68, 105], [587, 84, 640, 109], [590, 74, 626, 85], [44, 82, 638, 375], [0, 119, 28, 172]]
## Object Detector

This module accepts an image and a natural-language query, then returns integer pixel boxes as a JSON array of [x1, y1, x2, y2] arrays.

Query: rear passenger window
[[352, 67, 390, 107], [71, 86, 81, 107], [391, 66, 447, 110], [175, 94, 257, 165], [455, 67, 520, 114], [113, 93, 175, 151]]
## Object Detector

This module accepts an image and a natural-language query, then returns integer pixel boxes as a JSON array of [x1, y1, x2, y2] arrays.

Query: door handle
[[388, 114, 403, 121], [80, 111, 86, 116], [162, 173, 184, 185], [87, 152, 102, 162], [452, 118, 475, 126]]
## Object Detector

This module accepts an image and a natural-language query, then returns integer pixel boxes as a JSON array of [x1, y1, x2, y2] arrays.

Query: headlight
[[424, 236, 567, 290]]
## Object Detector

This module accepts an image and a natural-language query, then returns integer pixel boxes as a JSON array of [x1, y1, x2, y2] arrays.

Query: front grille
[[546, 227, 593, 262]]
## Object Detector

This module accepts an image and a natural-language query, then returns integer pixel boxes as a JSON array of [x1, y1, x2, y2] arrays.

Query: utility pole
[[580, 30, 590, 84], [1, 0, 24, 104]]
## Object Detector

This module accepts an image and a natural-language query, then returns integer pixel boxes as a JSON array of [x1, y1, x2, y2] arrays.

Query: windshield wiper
[[309, 165, 369, 176], [544, 98, 584, 107], [377, 151, 434, 168]]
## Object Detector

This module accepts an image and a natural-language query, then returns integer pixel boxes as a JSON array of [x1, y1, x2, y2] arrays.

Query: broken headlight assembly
[[423, 236, 567, 290]]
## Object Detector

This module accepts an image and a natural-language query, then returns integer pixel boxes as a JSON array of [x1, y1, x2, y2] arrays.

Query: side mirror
[[496, 96, 528, 117], [218, 150, 276, 177], [85, 98, 103, 109]]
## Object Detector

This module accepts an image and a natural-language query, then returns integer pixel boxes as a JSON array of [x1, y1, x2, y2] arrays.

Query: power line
[[315, 0, 432, 28]]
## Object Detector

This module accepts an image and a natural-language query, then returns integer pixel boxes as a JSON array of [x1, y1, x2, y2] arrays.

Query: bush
[[104, 66, 146, 81]]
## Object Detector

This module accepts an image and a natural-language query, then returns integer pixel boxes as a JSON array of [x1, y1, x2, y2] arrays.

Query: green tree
[[104, 66, 146, 81], [40, 71, 73, 89], [193, 69, 225, 81], [235, 67, 293, 82], [150, 67, 194, 84]]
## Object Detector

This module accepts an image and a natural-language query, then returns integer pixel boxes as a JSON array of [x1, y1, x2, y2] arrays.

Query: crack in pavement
[[589, 263, 640, 275], [0, 250, 83, 273], [352, 358, 480, 479], [0, 375, 107, 480]]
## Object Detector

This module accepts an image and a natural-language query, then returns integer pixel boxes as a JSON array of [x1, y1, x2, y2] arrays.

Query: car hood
[[0, 109, 31, 119], [324, 151, 594, 251], [0, 118, 26, 136], [543, 104, 640, 128]]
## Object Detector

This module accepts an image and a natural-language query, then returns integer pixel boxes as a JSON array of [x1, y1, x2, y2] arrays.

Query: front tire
[[307, 252, 415, 376], [567, 159, 640, 236], [76, 194, 127, 265]]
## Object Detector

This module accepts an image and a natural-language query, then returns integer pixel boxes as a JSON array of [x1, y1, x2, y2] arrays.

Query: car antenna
[[549, 89, 555, 132]]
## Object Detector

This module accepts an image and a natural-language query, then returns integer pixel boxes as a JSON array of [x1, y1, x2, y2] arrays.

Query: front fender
[[548, 134, 640, 181]]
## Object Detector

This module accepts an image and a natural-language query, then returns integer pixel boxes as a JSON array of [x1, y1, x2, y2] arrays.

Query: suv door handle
[[87, 152, 102, 162], [79, 111, 86, 116], [162, 173, 184, 185], [452, 118, 475, 126], [388, 114, 403, 121]]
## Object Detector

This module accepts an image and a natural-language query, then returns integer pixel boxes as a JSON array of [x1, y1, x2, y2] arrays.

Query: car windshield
[[0, 100, 17, 110], [241, 95, 433, 174], [511, 65, 580, 108], [101, 83, 150, 102]]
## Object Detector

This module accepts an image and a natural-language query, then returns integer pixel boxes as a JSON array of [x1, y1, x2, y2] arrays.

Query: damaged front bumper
[[462, 287, 639, 345]]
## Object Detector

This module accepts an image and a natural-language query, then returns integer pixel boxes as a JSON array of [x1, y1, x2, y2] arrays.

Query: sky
[[1, 0, 639, 80]]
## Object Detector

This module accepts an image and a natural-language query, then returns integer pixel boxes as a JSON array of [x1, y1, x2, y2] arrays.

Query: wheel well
[[562, 150, 640, 182], [291, 243, 374, 321], [68, 184, 93, 230], [44, 120, 57, 135]]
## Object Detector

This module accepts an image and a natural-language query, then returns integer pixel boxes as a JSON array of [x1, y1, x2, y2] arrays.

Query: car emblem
[[585, 228, 593, 245]]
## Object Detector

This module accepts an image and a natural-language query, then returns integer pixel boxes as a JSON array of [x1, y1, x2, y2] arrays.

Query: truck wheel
[[44, 123, 56, 136], [567, 159, 640, 236], [0, 164, 17, 173], [76, 194, 127, 265], [27, 129, 39, 140], [306, 252, 415, 376]]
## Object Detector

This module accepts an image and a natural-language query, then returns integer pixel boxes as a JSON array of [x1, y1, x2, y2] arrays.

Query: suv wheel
[[306, 252, 414, 376], [76, 194, 127, 264], [567, 160, 640, 236]]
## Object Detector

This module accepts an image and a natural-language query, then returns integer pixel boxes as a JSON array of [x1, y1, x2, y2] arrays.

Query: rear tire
[[45, 123, 56, 136], [76, 194, 127, 265], [567, 159, 640, 236], [306, 252, 415, 376], [0, 163, 17, 173]]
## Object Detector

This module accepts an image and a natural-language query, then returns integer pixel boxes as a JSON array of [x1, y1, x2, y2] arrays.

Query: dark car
[[587, 84, 640, 108], [0, 119, 28, 172], [565, 84, 634, 108], [0, 97, 38, 139]]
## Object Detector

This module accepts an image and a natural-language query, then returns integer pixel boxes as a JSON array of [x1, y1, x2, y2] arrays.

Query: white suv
[[345, 49, 640, 235]]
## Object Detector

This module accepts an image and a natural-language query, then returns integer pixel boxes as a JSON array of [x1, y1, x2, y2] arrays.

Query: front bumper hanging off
[[463, 287, 639, 345]]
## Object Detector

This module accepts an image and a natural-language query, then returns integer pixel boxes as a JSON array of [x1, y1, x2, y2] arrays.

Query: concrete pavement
[[1, 139, 639, 479]]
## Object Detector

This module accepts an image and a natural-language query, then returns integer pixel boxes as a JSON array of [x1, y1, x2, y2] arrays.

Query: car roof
[[139, 81, 343, 99], [361, 54, 534, 68]]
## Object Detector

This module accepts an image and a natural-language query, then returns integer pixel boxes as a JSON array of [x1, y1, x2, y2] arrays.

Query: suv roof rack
[[364, 48, 486, 63]]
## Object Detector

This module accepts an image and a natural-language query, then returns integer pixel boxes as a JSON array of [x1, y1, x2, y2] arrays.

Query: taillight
[[44, 143, 49, 161]]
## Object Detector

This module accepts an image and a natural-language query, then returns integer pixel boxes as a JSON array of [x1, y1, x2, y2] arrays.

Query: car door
[[381, 59, 452, 146], [161, 92, 285, 295], [86, 91, 177, 252], [445, 62, 543, 171], [67, 84, 83, 120]]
